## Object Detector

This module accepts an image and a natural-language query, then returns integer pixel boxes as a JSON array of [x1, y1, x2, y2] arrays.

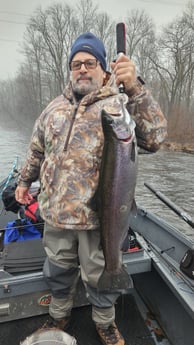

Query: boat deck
[[0, 293, 164, 345]]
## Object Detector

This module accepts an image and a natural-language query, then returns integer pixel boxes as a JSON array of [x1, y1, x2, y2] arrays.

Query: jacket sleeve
[[17, 112, 45, 187], [126, 78, 167, 152]]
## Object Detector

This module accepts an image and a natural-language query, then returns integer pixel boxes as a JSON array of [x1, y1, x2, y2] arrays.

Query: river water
[[0, 127, 194, 238]]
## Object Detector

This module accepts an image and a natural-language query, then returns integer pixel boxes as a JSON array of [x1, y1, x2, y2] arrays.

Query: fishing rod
[[144, 182, 194, 229], [116, 22, 126, 93], [145, 237, 194, 293]]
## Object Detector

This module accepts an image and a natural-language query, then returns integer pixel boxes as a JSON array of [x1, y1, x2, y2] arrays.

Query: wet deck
[[0, 294, 157, 345]]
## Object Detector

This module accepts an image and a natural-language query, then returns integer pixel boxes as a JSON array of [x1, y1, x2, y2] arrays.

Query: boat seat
[[0, 238, 46, 273]]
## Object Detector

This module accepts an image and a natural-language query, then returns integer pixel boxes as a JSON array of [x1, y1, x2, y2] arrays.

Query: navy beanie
[[69, 32, 107, 71]]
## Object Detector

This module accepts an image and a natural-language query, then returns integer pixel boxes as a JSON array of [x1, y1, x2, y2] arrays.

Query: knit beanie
[[69, 32, 107, 71]]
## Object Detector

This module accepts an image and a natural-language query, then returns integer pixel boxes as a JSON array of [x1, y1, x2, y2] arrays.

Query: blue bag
[[4, 219, 41, 244]]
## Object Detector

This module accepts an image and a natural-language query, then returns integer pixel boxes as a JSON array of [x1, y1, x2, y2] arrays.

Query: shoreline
[[161, 140, 194, 154]]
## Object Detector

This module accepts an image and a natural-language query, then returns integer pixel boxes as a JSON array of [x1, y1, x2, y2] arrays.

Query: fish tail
[[97, 266, 133, 291]]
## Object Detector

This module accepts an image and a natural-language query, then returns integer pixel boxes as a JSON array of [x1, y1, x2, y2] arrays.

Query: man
[[15, 32, 167, 345]]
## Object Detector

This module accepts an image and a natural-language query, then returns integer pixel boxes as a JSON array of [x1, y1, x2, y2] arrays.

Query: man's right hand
[[15, 186, 33, 204]]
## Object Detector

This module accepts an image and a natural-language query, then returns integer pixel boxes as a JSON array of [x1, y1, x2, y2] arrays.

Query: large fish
[[97, 99, 138, 291]]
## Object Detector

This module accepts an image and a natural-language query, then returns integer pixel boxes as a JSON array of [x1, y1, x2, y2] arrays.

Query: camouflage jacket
[[18, 75, 167, 229]]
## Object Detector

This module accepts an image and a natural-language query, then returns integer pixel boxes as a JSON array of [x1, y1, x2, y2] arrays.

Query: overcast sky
[[0, 0, 190, 79]]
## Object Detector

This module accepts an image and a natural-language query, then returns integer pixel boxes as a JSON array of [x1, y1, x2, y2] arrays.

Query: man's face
[[70, 52, 106, 96]]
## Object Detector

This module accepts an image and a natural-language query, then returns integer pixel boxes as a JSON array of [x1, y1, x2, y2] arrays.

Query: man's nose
[[80, 63, 87, 71]]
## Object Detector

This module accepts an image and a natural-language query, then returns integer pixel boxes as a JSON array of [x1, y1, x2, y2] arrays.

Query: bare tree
[[125, 9, 155, 59], [1, 0, 193, 145], [182, 2, 194, 109], [0, 80, 18, 124], [27, 3, 77, 93], [94, 12, 116, 69], [150, 16, 194, 115], [76, 0, 98, 32], [21, 28, 45, 113], [124, 9, 158, 91]]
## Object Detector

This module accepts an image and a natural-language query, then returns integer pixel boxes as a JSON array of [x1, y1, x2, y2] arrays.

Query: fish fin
[[97, 266, 133, 291]]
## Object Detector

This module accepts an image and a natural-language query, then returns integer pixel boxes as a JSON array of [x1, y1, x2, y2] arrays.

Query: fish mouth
[[105, 117, 134, 141], [101, 108, 136, 141]]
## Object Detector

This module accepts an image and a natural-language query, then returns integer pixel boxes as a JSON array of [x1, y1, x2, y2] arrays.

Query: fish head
[[101, 107, 135, 141]]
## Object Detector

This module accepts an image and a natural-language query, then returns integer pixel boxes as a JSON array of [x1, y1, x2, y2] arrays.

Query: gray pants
[[43, 222, 121, 326]]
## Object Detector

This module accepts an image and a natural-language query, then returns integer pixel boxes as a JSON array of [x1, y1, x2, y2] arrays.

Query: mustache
[[77, 75, 92, 82]]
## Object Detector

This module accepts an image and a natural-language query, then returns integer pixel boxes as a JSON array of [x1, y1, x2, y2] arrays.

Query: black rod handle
[[116, 22, 126, 93], [116, 22, 126, 55]]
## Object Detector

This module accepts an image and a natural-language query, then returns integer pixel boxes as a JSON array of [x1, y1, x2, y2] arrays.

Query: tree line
[[0, 0, 193, 143]]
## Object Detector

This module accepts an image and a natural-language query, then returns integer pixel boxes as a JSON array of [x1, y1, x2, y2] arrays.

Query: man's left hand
[[110, 54, 136, 93]]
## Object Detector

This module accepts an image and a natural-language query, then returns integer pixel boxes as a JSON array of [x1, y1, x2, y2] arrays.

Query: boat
[[0, 163, 194, 345]]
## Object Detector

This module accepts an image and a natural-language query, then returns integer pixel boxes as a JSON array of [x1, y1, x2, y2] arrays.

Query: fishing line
[[0, 221, 44, 232]]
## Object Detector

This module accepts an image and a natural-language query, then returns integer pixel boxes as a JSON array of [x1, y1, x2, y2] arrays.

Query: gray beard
[[71, 77, 101, 96]]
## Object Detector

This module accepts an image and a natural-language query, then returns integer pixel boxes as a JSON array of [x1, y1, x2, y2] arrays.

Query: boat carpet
[[0, 293, 156, 345]]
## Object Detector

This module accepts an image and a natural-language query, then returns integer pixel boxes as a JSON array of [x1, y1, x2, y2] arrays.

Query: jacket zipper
[[64, 105, 78, 151]]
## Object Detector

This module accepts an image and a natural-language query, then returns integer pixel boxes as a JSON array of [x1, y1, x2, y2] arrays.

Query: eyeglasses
[[70, 59, 99, 71]]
